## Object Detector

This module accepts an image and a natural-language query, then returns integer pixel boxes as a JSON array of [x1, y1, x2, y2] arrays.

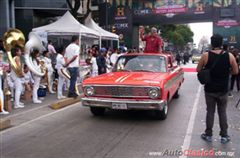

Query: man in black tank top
[[197, 34, 238, 144]]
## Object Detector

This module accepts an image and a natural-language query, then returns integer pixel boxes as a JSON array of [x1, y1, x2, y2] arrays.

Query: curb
[[0, 119, 11, 131], [50, 96, 82, 110]]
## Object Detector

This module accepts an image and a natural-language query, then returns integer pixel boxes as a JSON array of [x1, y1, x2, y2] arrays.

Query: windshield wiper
[[117, 69, 132, 72], [134, 69, 155, 72]]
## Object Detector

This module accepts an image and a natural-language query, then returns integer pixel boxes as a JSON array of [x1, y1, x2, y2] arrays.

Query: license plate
[[112, 103, 127, 110]]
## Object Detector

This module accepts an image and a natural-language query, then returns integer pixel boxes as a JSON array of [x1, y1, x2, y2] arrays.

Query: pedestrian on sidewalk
[[197, 34, 238, 144], [47, 40, 57, 65], [64, 36, 80, 98], [229, 48, 240, 96]]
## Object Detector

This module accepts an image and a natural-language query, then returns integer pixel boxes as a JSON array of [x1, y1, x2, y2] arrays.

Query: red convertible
[[81, 53, 184, 120]]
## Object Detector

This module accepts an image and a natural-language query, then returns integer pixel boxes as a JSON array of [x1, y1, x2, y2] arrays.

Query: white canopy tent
[[32, 11, 100, 37], [32, 11, 101, 52], [85, 17, 119, 48]]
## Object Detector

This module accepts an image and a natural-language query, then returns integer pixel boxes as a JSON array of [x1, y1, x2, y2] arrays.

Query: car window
[[113, 55, 167, 73]]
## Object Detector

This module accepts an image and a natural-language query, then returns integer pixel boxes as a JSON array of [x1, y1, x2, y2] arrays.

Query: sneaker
[[221, 135, 231, 144], [228, 92, 233, 97], [58, 96, 67, 99], [68, 93, 78, 98], [50, 91, 56, 94], [201, 133, 212, 142], [14, 104, 25, 109], [0, 111, 9, 115], [33, 100, 42, 104], [19, 102, 25, 106]]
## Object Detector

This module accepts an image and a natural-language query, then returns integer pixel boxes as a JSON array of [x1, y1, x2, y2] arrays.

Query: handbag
[[197, 51, 224, 85]]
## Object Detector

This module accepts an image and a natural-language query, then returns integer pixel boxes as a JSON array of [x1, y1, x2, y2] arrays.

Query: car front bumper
[[81, 97, 167, 111]]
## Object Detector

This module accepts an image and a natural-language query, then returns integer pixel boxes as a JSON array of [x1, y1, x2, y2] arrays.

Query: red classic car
[[81, 53, 184, 120]]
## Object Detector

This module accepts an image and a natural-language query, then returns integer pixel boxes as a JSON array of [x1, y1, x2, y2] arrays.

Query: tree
[[198, 36, 209, 53], [163, 25, 194, 51]]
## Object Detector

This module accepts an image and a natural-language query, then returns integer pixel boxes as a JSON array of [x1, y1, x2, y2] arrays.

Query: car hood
[[83, 72, 168, 86]]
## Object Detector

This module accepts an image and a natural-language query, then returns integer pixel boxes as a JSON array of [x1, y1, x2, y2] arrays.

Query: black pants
[[204, 92, 228, 137], [230, 74, 240, 91]]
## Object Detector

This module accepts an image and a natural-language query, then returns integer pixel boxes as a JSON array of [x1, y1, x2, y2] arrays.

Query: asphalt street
[[0, 63, 239, 158]]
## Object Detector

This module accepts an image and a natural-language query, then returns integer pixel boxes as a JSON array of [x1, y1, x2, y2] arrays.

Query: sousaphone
[[3, 29, 25, 77], [24, 32, 46, 76]]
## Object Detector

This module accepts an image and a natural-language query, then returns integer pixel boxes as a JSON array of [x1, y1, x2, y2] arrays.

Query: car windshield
[[113, 55, 167, 73]]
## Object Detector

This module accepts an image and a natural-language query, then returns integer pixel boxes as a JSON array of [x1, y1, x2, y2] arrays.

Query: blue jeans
[[67, 67, 79, 95]]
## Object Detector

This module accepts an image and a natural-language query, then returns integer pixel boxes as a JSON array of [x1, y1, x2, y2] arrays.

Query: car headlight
[[84, 86, 94, 96], [148, 88, 160, 99]]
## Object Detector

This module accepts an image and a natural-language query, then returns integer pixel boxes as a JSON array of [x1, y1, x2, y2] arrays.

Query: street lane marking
[[3, 103, 51, 119], [4, 93, 84, 119], [0, 102, 80, 135], [180, 85, 202, 158]]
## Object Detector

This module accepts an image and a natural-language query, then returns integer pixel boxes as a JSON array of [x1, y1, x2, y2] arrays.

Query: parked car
[[81, 53, 184, 120]]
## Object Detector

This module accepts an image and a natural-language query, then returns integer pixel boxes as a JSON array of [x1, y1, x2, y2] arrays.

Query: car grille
[[92, 85, 153, 98]]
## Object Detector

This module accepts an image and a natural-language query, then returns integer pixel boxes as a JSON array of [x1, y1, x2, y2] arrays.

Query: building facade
[[0, 0, 69, 38]]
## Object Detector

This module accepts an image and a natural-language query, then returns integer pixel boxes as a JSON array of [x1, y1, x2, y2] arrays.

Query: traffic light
[[112, 26, 116, 33]]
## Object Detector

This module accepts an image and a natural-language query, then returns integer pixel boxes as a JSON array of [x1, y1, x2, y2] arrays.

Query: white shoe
[[33, 100, 42, 104], [58, 96, 67, 99], [0, 111, 9, 115], [14, 104, 25, 109], [50, 91, 56, 94], [19, 102, 25, 106]]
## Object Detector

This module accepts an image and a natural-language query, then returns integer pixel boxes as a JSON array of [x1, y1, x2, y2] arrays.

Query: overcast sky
[[189, 22, 213, 46]]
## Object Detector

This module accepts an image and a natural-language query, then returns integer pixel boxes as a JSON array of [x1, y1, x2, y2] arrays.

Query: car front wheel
[[90, 107, 106, 116], [153, 102, 168, 120]]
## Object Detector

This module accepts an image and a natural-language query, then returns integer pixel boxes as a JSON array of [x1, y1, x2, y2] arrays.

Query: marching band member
[[0, 64, 9, 114], [55, 47, 67, 99], [42, 50, 55, 94], [6, 68, 14, 101], [31, 49, 42, 104], [11, 46, 24, 108], [23, 64, 34, 92]]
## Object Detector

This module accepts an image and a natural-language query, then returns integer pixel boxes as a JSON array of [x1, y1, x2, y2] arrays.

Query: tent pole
[[99, 36, 102, 48], [79, 32, 82, 54]]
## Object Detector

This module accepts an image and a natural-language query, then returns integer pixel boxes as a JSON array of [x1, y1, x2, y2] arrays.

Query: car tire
[[90, 107, 106, 116], [173, 90, 179, 99], [153, 102, 168, 120]]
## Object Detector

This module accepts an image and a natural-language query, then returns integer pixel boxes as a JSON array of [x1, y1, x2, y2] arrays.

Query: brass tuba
[[24, 32, 46, 76], [3, 29, 25, 77]]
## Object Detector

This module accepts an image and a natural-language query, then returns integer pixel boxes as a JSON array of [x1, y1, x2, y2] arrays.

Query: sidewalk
[[0, 85, 84, 129], [0, 93, 64, 128]]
